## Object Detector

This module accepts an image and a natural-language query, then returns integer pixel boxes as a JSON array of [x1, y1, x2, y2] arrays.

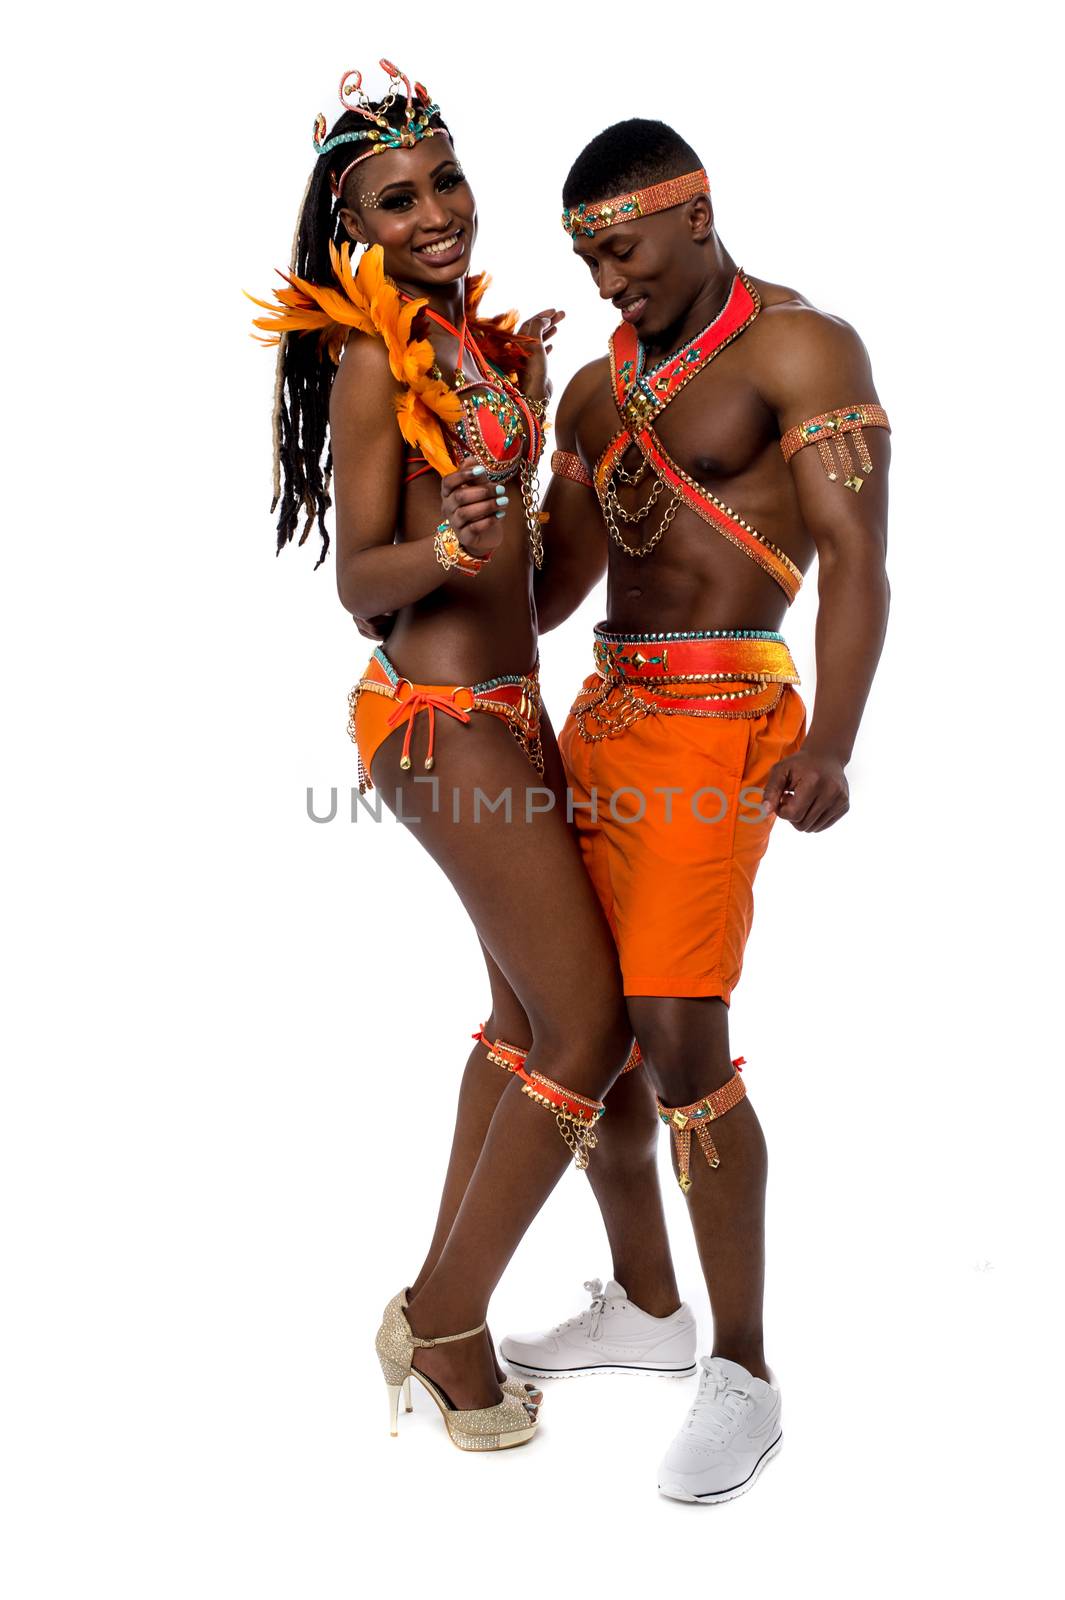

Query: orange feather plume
[[246, 243, 535, 477], [246, 242, 463, 474]]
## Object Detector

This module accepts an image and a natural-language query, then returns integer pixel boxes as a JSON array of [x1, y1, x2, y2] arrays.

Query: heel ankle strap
[[409, 1320, 487, 1350]]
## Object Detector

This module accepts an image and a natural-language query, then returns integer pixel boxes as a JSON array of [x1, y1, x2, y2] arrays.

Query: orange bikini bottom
[[348, 648, 544, 792]]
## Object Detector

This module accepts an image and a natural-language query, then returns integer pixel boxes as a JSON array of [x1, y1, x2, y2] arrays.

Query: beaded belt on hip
[[571, 628, 801, 741]]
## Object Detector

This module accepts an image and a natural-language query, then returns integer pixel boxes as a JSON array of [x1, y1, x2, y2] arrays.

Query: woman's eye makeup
[[375, 170, 467, 211]]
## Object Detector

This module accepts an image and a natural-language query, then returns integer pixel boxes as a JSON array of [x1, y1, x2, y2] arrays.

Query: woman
[[249, 63, 633, 1452]]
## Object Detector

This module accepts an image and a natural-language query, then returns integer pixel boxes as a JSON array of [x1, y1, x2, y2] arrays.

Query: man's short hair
[[562, 119, 704, 208]]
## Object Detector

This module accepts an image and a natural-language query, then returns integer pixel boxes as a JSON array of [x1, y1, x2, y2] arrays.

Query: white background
[[3, 3, 1061, 1594]]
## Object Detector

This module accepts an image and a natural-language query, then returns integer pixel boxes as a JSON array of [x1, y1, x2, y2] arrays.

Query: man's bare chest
[[579, 363, 773, 488]]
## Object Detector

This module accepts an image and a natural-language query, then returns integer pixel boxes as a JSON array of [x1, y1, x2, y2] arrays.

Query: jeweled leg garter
[[514, 1067, 605, 1170], [471, 1023, 642, 1169], [473, 1027, 604, 1164], [474, 1025, 641, 1077]]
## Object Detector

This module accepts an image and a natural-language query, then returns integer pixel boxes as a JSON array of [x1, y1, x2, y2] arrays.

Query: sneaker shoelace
[[553, 1278, 609, 1340], [684, 1357, 757, 1444]]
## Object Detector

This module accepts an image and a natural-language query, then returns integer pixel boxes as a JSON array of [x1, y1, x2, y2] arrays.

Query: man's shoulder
[[749, 278, 868, 361], [556, 356, 612, 434], [564, 354, 612, 400], [746, 278, 873, 401]]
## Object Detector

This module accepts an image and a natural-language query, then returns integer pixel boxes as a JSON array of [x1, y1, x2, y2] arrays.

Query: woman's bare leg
[[407, 943, 530, 1300], [405, 945, 532, 1385], [370, 710, 632, 1407], [407, 714, 678, 1317]]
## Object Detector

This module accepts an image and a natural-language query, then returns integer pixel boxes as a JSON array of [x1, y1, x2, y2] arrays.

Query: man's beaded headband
[[561, 167, 710, 239], [312, 60, 448, 200]]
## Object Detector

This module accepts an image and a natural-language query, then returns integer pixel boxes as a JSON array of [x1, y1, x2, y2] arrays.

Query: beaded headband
[[561, 167, 710, 239], [312, 60, 448, 200]]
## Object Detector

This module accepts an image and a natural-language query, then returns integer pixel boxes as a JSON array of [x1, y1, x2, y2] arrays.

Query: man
[[499, 118, 890, 1504]]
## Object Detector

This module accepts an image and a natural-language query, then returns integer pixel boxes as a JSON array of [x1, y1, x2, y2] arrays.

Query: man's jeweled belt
[[571, 627, 801, 742]]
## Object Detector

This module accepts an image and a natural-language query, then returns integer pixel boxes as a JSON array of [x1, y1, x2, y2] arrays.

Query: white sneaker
[[500, 1278, 698, 1379], [658, 1355, 783, 1504]]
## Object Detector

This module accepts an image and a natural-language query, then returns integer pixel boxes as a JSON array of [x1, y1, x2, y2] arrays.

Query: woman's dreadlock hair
[[269, 97, 450, 567], [562, 119, 703, 210]]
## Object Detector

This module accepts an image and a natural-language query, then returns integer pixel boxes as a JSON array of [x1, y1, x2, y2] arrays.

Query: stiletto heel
[[402, 1376, 413, 1413], [387, 1381, 403, 1437], [375, 1291, 538, 1453], [397, 1285, 542, 1416]]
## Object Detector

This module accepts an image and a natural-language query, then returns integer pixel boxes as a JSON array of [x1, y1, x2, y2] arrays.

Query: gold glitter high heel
[[375, 1291, 539, 1452], [395, 1289, 541, 1414]]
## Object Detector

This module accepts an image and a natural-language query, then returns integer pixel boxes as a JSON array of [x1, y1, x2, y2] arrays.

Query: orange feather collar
[[246, 243, 530, 478]]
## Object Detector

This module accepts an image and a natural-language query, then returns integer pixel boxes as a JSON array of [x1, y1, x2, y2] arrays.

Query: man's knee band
[[656, 1057, 747, 1193]]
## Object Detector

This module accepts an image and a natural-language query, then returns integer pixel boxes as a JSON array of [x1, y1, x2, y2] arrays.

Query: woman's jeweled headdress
[[561, 168, 710, 239], [313, 60, 447, 200]]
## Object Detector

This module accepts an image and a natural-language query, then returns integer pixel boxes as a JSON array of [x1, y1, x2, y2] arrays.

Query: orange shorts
[[558, 630, 807, 1003]]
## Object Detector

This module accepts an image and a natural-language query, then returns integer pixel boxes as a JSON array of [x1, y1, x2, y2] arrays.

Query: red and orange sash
[[595, 273, 803, 604]]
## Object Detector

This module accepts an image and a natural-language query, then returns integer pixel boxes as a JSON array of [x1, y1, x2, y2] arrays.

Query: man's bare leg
[[628, 994, 769, 1380], [583, 1062, 681, 1317]]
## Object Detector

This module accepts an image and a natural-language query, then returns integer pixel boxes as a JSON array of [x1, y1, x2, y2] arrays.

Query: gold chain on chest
[[598, 271, 761, 559], [601, 472, 681, 557]]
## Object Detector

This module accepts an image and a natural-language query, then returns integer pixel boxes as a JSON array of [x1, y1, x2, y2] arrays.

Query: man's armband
[[550, 448, 595, 489], [780, 403, 890, 493]]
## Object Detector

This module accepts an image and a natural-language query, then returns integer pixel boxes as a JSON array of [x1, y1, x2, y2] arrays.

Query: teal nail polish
[[495, 509, 505, 518], [472, 464, 486, 476], [496, 497, 509, 506]]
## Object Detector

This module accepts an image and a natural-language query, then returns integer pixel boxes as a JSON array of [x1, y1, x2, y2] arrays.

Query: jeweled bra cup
[[416, 301, 547, 568], [457, 384, 527, 478]]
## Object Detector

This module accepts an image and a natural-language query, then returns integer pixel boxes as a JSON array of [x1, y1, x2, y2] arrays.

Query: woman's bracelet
[[434, 519, 490, 576]]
